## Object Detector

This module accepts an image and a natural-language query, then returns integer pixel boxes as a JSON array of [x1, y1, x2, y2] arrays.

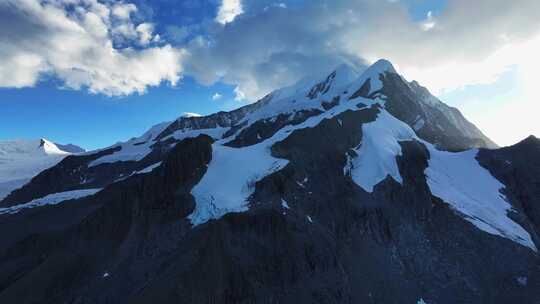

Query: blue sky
[[0, 76, 242, 149], [0, 0, 538, 149]]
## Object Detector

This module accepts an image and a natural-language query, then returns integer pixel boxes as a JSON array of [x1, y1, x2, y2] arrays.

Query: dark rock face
[[349, 79, 375, 100], [381, 74, 497, 151], [477, 136, 540, 244], [306, 70, 337, 99], [226, 109, 323, 148], [1, 112, 538, 303], [0, 135, 214, 303]]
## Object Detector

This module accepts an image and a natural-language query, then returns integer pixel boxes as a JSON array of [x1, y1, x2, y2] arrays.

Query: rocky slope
[[0, 60, 538, 304]]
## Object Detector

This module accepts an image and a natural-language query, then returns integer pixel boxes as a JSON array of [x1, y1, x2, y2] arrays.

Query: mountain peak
[[345, 59, 397, 99], [38, 138, 68, 155], [364, 59, 396, 75], [516, 135, 540, 147]]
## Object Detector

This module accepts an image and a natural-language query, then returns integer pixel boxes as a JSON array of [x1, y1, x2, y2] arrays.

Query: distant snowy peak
[[0, 138, 73, 158], [39, 139, 70, 155], [0, 138, 79, 200]]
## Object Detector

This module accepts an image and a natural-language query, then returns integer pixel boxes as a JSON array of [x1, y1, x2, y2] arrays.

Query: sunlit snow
[[348, 110, 416, 192]]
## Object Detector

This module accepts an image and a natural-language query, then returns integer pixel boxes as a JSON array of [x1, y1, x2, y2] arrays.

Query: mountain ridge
[[0, 59, 538, 304]]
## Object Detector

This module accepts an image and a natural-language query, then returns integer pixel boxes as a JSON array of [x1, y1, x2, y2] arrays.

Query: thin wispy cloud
[[212, 93, 222, 101]]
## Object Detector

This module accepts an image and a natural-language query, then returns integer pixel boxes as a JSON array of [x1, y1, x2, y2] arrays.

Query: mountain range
[[0, 60, 538, 303]]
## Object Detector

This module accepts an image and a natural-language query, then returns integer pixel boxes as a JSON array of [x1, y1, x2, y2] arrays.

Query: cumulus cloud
[[184, 0, 540, 100], [0, 0, 186, 96], [216, 0, 244, 25]]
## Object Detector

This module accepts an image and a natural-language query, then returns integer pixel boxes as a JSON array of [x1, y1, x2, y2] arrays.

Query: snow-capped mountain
[[0, 139, 83, 200], [1, 60, 539, 304]]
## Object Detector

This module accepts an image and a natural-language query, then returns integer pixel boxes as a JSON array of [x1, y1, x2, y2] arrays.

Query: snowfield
[[426, 148, 537, 251], [348, 110, 416, 192], [0, 188, 102, 215]]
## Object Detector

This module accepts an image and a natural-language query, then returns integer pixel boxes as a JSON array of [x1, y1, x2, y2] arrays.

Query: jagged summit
[[365, 58, 397, 74], [38, 138, 70, 155], [0, 138, 68, 157]]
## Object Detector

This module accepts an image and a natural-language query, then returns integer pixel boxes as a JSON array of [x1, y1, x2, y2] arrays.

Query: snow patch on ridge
[[0, 188, 102, 215], [164, 127, 228, 142], [88, 121, 171, 167], [346, 107, 536, 251], [136, 162, 162, 174], [88, 123, 226, 167], [189, 143, 287, 225], [348, 110, 417, 192], [281, 199, 290, 209], [426, 149, 537, 251]]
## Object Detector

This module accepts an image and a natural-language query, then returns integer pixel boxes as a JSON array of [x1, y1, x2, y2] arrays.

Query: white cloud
[[136, 23, 155, 46], [233, 86, 246, 101], [0, 0, 186, 96], [184, 0, 540, 105], [216, 0, 244, 25], [112, 3, 137, 20], [212, 93, 223, 100]]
